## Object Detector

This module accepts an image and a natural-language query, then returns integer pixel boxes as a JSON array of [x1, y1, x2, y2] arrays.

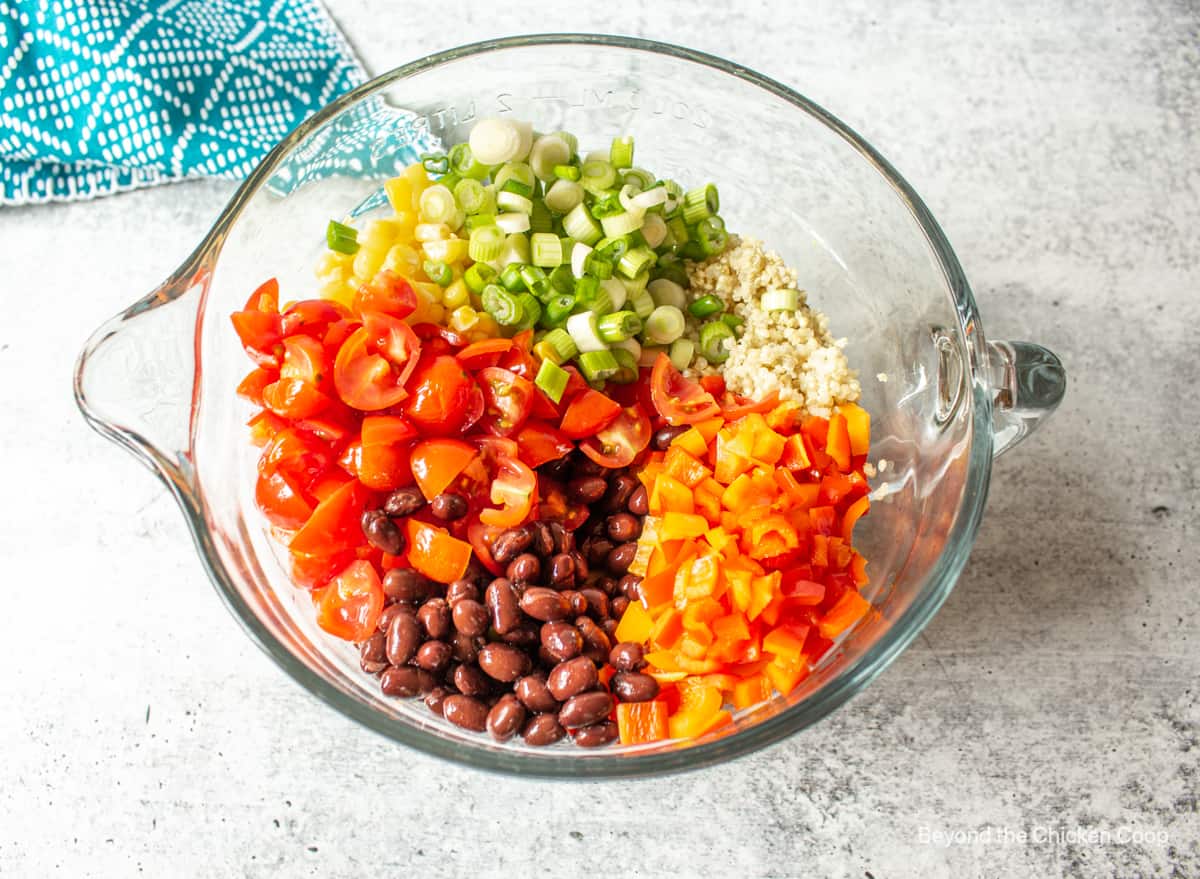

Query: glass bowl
[[74, 34, 1065, 778]]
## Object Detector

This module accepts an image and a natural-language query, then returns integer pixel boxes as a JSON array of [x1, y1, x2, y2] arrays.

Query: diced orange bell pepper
[[766, 401, 803, 433], [693, 417, 724, 444], [842, 495, 870, 542], [826, 412, 852, 470], [679, 628, 714, 659], [671, 426, 710, 458], [640, 564, 678, 609], [809, 505, 838, 536], [644, 649, 682, 672], [839, 402, 871, 456], [404, 520, 472, 584], [617, 701, 669, 745], [714, 429, 753, 485], [679, 555, 721, 602], [711, 612, 750, 645], [780, 433, 810, 469], [660, 511, 709, 541], [638, 460, 665, 493], [748, 571, 780, 621], [818, 471, 856, 507], [615, 600, 655, 643], [652, 473, 695, 515], [746, 514, 800, 560], [732, 674, 771, 709], [850, 552, 870, 585], [727, 569, 753, 613], [762, 624, 810, 660], [704, 526, 735, 553], [764, 655, 810, 696], [749, 420, 786, 466], [675, 655, 723, 674], [817, 589, 872, 639], [801, 415, 829, 449], [722, 472, 769, 513], [650, 607, 684, 649], [681, 595, 724, 632], [667, 683, 726, 739], [664, 445, 712, 488], [811, 533, 829, 567]]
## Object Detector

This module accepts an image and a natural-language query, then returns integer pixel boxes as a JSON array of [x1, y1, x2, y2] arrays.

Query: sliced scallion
[[553, 163, 581, 181], [597, 310, 642, 343], [610, 135, 634, 169], [496, 191, 533, 214], [644, 305, 686, 345], [468, 224, 504, 262], [629, 287, 655, 320], [470, 118, 523, 165], [617, 245, 655, 279], [418, 184, 456, 225], [541, 327, 578, 362], [762, 288, 800, 312], [326, 219, 359, 254], [721, 312, 745, 332], [449, 142, 490, 180], [601, 277, 628, 312], [534, 358, 571, 402], [563, 203, 602, 245], [464, 262, 497, 294], [698, 320, 735, 363], [621, 167, 655, 190], [641, 212, 668, 249], [578, 349, 620, 383], [531, 232, 564, 268], [481, 284, 524, 325], [529, 199, 552, 233], [580, 159, 617, 194], [545, 179, 584, 214], [499, 263, 526, 292], [423, 259, 452, 287], [669, 337, 695, 371], [530, 135, 572, 181], [566, 311, 607, 353], [682, 183, 719, 225], [609, 347, 639, 383], [696, 215, 727, 256], [688, 294, 725, 319], [647, 278, 687, 311], [549, 264, 575, 295], [519, 265, 552, 300], [543, 294, 576, 326], [495, 212, 531, 234], [600, 210, 644, 239], [512, 293, 542, 331], [453, 178, 487, 214], [421, 152, 449, 175]]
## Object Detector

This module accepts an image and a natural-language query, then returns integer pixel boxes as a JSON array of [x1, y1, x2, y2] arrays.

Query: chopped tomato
[[230, 279, 283, 367], [515, 421, 574, 468], [279, 335, 331, 392], [323, 318, 361, 353], [699, 374, 726, 396], [333, 314, 421, 411], [721, 391, 780, 420], [479, 456, 537, 527], [353, 270, 417, 319], [477, 367, 535, 436], [560, 389, 622, 439], [281, 298, 349, 339], [498, 345, 537, 379], [289, 479, 371, 556], [255, 469, 314, 530], [455, 337, 513, 371], [358, 416, 419, 491], [289, 548, 355, 591], [411, 322, 469, 348], [259, 427, 331, 486], [650, 353, 721, 425], [237, 368, 275, 406], [410, 439, 478, 500], [580, 405, 651, 468], [262, 377, 331, 420], [314, 560, 384, 641], [529, 387, 563, 421], [403, 354, 484, 435]]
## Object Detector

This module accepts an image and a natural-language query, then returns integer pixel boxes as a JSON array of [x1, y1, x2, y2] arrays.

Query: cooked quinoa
[[684, 236, 860, 418]]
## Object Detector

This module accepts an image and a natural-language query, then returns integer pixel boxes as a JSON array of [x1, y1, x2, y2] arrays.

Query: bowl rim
[[176, 33, 994, 778]]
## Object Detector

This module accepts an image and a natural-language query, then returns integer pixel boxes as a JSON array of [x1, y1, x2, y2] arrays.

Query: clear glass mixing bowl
[[74, 35, 1065, 777]]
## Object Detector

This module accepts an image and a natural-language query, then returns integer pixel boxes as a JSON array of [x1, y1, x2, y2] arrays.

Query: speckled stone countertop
[[1, 2, 1196, 877]]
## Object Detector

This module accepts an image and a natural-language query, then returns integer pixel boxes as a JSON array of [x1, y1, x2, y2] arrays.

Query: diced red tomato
[[403, 354, 484, 435], [515, 421, 574, 468], [410, 439, 478, 500], [560, 389, 622, 439], [477, 367, 534, 437], [358, 415, 418, 491], [230, 279, 283, 368], [479, 455, 537, 527], [281, 298, 349, 339], [333, 314, 421, 411], [289, 479, 371, 556], [255, 468, 314, 530], [650, 353, 721, 425], [237, 368, 275, 406], [467, 520, 506, 577], [353, 270, 417, 319], [579, 405, 651, 468], [262, 377, 331, 420], [455, 338, 513, 371], [279, 335, 332, 392], [405, 520, 473, 583], [314, 560, 384, 641]]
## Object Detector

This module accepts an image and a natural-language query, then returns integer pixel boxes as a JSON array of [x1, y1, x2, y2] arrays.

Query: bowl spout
[[74, 267, 206, 494]]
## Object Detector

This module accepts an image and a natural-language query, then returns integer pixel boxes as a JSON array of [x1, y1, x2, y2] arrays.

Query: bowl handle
[[986, 339, 1066, 457], [74, 267, 207, 496]]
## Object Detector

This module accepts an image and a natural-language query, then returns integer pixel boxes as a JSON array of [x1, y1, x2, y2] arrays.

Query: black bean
[[451, 599, 489, 637], [417, 598, 451, 640], [445, 578, 479, 605], [600, 475, 639, 514], [359, 632, 388, 674], [547, 656, 598, 701], [653, 425, 689, 450], [519, 587, 571, 622], [380, 665, 422, 697], [452, 663, 492, 697], [618, 574, 643, 602], [385, 610, 422, 666], [425, 686, 450, 717], [570, 551, 589, 581], [571, 453, 605, 477], [383, 486, 425, 517], [606, 542, 638, 575], [531, 521, 555, 557], [477, 643, 532, 682], [547, 553, 576, 588], [443, 695, 489, 732], [610, 596, 630, 618], [600, 618, 619, 640], [611, 671, 660, 703], [609, 641, 645, 672], [539, 457, 572, 483], [559, 691, 613, 728], [566, 477, 607, 505], [577, 616, 612, 663], [522, 713, 566, 746], [507, 553, 541, 585], [549, 522, 573, 554], [382, 568, 429, 605], [540, 621, 583, 662], [414, 640, 451, 673], [627, 484, 649, 516], [450, 631, 482, 664], [572, 721, 618, 748], [485, 578, 522, 634], [361, 510, 405, 555], [515, 675, 560, 714], [585, 537, 615, 567], [579, 588, 609, 620], [486, 694, 527, 743], [562, 590, 588, 617], [491, 527, 533, 564], [430, 492, 468, 521], [499, 622, 540, 647], [606, 513, 641, 543]]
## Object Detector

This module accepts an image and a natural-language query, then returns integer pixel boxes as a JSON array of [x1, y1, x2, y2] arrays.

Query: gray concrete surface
[[1, 1, 1197, 876]]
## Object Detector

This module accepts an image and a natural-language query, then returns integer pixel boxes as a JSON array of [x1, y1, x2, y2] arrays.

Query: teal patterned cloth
[[0, 0, 420, 204]]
